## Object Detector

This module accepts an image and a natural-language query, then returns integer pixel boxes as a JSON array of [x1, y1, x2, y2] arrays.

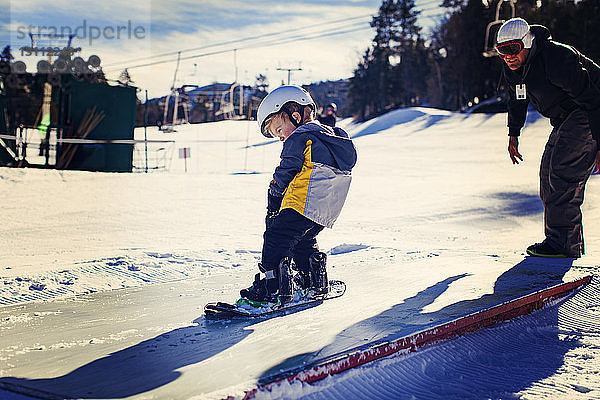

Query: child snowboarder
[[240, 85, 357, 305]]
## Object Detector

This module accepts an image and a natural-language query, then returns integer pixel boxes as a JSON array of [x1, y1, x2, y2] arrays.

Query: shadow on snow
[[491, 191, 544, 217], [0, 258, 575, 399], [0, 300, 321, 399], [258, 257, 577, 399]]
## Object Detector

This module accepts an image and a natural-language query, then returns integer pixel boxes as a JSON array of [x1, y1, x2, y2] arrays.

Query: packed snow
[[0, 107, 599, 399]]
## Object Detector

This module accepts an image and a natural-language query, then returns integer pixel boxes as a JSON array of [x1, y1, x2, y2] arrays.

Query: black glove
[[266, 192, 282, 229], [267, 191, 282, 212], [265, 210, 278, 230]]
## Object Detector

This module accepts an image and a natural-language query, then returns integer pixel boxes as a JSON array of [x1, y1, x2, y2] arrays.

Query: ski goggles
[[495, 38, 525, 57]]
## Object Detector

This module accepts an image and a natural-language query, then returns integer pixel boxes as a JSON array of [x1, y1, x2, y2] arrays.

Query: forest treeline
[[348, 0, 600, 120]]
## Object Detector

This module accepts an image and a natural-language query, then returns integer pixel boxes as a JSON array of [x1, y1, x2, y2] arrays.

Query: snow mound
[[328, 244, 370, 255], [347, 107, 453, 138]]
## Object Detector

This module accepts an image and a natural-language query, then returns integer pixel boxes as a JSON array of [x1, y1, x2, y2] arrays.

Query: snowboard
[[204, 280, 346, 318]]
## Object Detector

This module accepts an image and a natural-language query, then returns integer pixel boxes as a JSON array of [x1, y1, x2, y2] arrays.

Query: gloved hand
[[267, 191, 282, 212], [266, 191, 282, 229], [265, 209, 278, 230]]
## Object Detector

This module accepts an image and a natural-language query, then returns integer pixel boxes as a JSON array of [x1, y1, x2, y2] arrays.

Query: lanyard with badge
[[516, 84, 527, 100]]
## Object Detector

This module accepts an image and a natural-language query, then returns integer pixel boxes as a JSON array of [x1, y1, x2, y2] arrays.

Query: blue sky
[[3, 0, 446, 98]]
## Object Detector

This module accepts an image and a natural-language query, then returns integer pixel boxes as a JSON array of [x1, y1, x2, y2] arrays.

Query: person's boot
[[308, 252, 328, 296], [526, 240, 571, 258], [293, 270, 312, 292], [291, 257, 311, 294], [239, 257, 295, 305], [239, 270, 279, 304], [278, 257, 294, 304]]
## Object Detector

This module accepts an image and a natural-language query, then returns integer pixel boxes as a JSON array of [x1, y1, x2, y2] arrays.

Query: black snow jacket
[[317, 113, 336, 128], [502, 25, 600, 143]]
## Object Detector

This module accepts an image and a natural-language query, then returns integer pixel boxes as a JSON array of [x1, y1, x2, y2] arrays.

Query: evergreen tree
[[0, 46, 13, 62], [254, 74, 269, 94], [95, 69, 107, 84], [429, 0, 600, 111], [519, 0, 600, 62], [370, 0, 399, 114], [350, 0, 600, 116], [427, 0, 498, 110], [349, 0, 427, 120], [118, 69, 134, 87], [349, 48, 378, 120], [389, 0, 428, 106], [394, 0, 422, 47], [573, 0, 600, 62]]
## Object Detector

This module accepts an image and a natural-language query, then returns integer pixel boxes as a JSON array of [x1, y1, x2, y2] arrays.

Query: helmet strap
[[284, 109, 303, 128]]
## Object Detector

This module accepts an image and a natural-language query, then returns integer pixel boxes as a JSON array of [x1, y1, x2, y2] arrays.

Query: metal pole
[[144, 90, 148, 173], [277, 67, 302, 85], [239, 84, 243, 116], [234, 48, 238, 83], [173, 90, 179, 125], [244, 119, 250, 171]]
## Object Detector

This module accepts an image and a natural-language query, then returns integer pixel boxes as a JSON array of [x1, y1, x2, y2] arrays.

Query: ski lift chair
[[483, 0, 517, 57]]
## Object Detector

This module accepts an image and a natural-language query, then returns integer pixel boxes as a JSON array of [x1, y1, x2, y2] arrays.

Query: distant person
[[239, 86, 356, 305], [318, 103, 337, 127], [496, 18, 600, 258]]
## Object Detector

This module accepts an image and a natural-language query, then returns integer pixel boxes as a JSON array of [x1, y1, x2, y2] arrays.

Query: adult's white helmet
[[257, 85, 316, 138], [497, 17, 535, 48]]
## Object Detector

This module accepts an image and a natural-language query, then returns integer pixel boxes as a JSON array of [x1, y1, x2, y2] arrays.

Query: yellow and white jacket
[[269, 122, 357, 228]]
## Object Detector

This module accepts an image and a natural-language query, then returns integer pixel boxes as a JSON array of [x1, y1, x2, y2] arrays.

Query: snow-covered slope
[[0, 108, 598, 399]]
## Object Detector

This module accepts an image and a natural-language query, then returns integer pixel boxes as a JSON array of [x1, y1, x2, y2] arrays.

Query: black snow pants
[[261, 208, 325, 272], [540, 109, 597, 257]]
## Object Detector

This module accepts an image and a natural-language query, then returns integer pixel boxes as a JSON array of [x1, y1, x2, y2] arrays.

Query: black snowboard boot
[[309, 252, 328, 295], [293, 270, 312, 291], [526, 240, 570, 258], [239, 271, 279, 304], [240, 257, 294, 304], [278, 257, 294, 304]]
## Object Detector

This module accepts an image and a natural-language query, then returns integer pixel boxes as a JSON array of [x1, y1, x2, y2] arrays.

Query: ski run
[[1, 108, 599, 399]]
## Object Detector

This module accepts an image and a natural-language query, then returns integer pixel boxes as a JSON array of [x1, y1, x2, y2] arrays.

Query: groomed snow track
[[242, 275, 593, 400]]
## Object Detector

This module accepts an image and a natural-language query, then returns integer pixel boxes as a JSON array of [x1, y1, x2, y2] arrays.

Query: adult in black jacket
[[497, 17, 600, 258], [317, 103, 337, 127]]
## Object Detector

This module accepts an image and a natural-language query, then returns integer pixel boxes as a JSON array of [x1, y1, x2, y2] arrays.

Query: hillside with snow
[[0, 108, 598, 399]]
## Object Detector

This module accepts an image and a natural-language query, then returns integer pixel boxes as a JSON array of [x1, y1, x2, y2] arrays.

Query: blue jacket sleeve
[[268, 135, 305, 198], [333, 127, 349, 138]]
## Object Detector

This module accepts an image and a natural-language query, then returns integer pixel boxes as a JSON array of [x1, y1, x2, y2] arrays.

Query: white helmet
[[257, 85, 316, 138], [497, 18, 534, 48]]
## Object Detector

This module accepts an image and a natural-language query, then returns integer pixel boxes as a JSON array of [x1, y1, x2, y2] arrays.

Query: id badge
[[516, 84, 527, 100]]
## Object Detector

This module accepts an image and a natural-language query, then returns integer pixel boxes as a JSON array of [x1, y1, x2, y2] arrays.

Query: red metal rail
[[241, 275, 592, 400]]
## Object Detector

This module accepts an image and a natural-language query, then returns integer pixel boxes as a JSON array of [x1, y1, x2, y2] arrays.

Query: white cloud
[[8, 0, 383, 98], [11, 0, 153, 24]]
